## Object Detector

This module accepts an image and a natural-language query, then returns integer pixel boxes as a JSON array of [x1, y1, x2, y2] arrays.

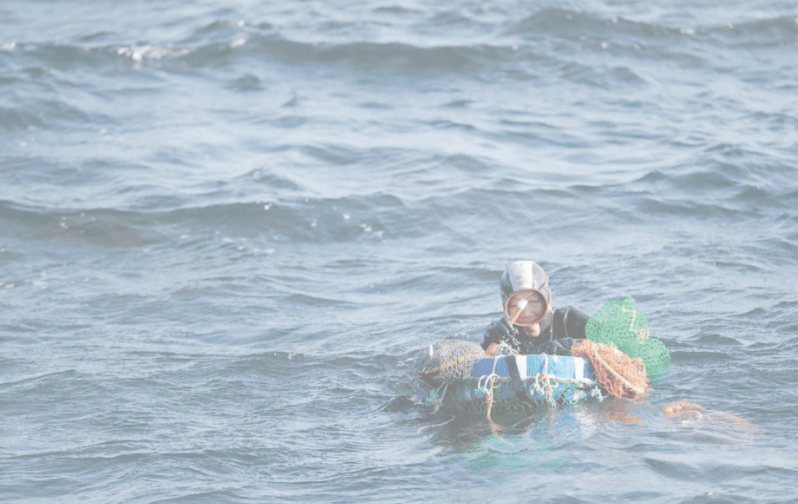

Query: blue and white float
[[417, 353, 602, 413]]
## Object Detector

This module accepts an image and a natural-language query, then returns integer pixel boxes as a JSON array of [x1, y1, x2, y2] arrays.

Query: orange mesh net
[[661, 401, 757, 443], [570, 339, 649, 399], [661, 401, 704, 417]]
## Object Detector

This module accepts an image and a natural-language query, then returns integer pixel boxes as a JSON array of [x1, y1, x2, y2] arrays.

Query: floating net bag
[[585, 297, 670, 378], [414, 339, 486, 386], [661, 401, 758, 443], [570, 339, 648, 399]]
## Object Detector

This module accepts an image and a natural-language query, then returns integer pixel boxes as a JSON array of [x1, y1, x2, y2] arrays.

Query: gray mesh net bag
[[414, 339, 486, 386]]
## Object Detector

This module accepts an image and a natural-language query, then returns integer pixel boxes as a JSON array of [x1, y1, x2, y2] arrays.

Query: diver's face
[[522, 323, 541, 338], [521, 305, 551, 339]]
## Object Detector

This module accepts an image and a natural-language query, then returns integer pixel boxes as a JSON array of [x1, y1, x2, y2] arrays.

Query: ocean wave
[[216, 351, 309, 379], [0, 106, 45, 132], [0, 98, 98, 132], [0, 32, 568, 78], [0, 194, 394, 249], [0, 200, 164, 248], [0, 187, 407, 250], [628, 143, 798, 218], [636, 196, 749, 219], [508, 8, 798, 45], [2, 8, 795, 81], [234, 35, 514, 74], [506, 8, 673, 40], [705, 15, 798, 46], [9, 151, 775, 253], [7, 41, 114, 70], [152, 199, 382, 245], [2, 35, 498, 73]]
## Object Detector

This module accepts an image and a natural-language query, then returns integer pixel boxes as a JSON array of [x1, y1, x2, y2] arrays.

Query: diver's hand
[[533, 337, 577, 355], [487, 317, 518, 343], [481, 318, 519, 350]]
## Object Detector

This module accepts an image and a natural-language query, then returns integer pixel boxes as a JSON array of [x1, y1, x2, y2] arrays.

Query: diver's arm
[[551, 306, 590, 340], [480, 317, 520, 352], [531, 306, 590, 355]]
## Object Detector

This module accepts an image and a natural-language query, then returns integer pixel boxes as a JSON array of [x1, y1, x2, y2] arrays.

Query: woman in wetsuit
[[481, 260, 590, 355]]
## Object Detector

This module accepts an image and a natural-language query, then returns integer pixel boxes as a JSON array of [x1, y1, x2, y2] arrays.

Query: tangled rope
[[483, 352, 502, 428], [571, 339, 649, 399], [539, 354, 554, 406]]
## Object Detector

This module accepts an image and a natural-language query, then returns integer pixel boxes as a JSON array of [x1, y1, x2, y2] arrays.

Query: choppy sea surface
[[2, 1, 798, 502]]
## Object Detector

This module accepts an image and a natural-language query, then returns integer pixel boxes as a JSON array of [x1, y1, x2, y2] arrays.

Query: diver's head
[[499, 260, 553, 337]]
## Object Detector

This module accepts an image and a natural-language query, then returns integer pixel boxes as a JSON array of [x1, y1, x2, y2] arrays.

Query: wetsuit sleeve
[[481, 317, 520, 351], [551, 306, 590, 340], [531, 337, 577, 355]]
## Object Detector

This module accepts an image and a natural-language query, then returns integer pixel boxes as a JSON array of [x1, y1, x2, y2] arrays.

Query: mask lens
[[504, 289, 548, 326]]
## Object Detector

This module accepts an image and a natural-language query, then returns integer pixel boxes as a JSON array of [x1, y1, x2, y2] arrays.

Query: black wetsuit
[[480, 306, 590, 355]]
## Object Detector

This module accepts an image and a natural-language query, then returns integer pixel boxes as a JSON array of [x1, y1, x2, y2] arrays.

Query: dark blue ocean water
[[2, 1, 798, 503]]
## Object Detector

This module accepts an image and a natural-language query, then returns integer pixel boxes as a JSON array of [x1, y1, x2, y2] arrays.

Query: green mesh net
[[585, 297, 670, 377]]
